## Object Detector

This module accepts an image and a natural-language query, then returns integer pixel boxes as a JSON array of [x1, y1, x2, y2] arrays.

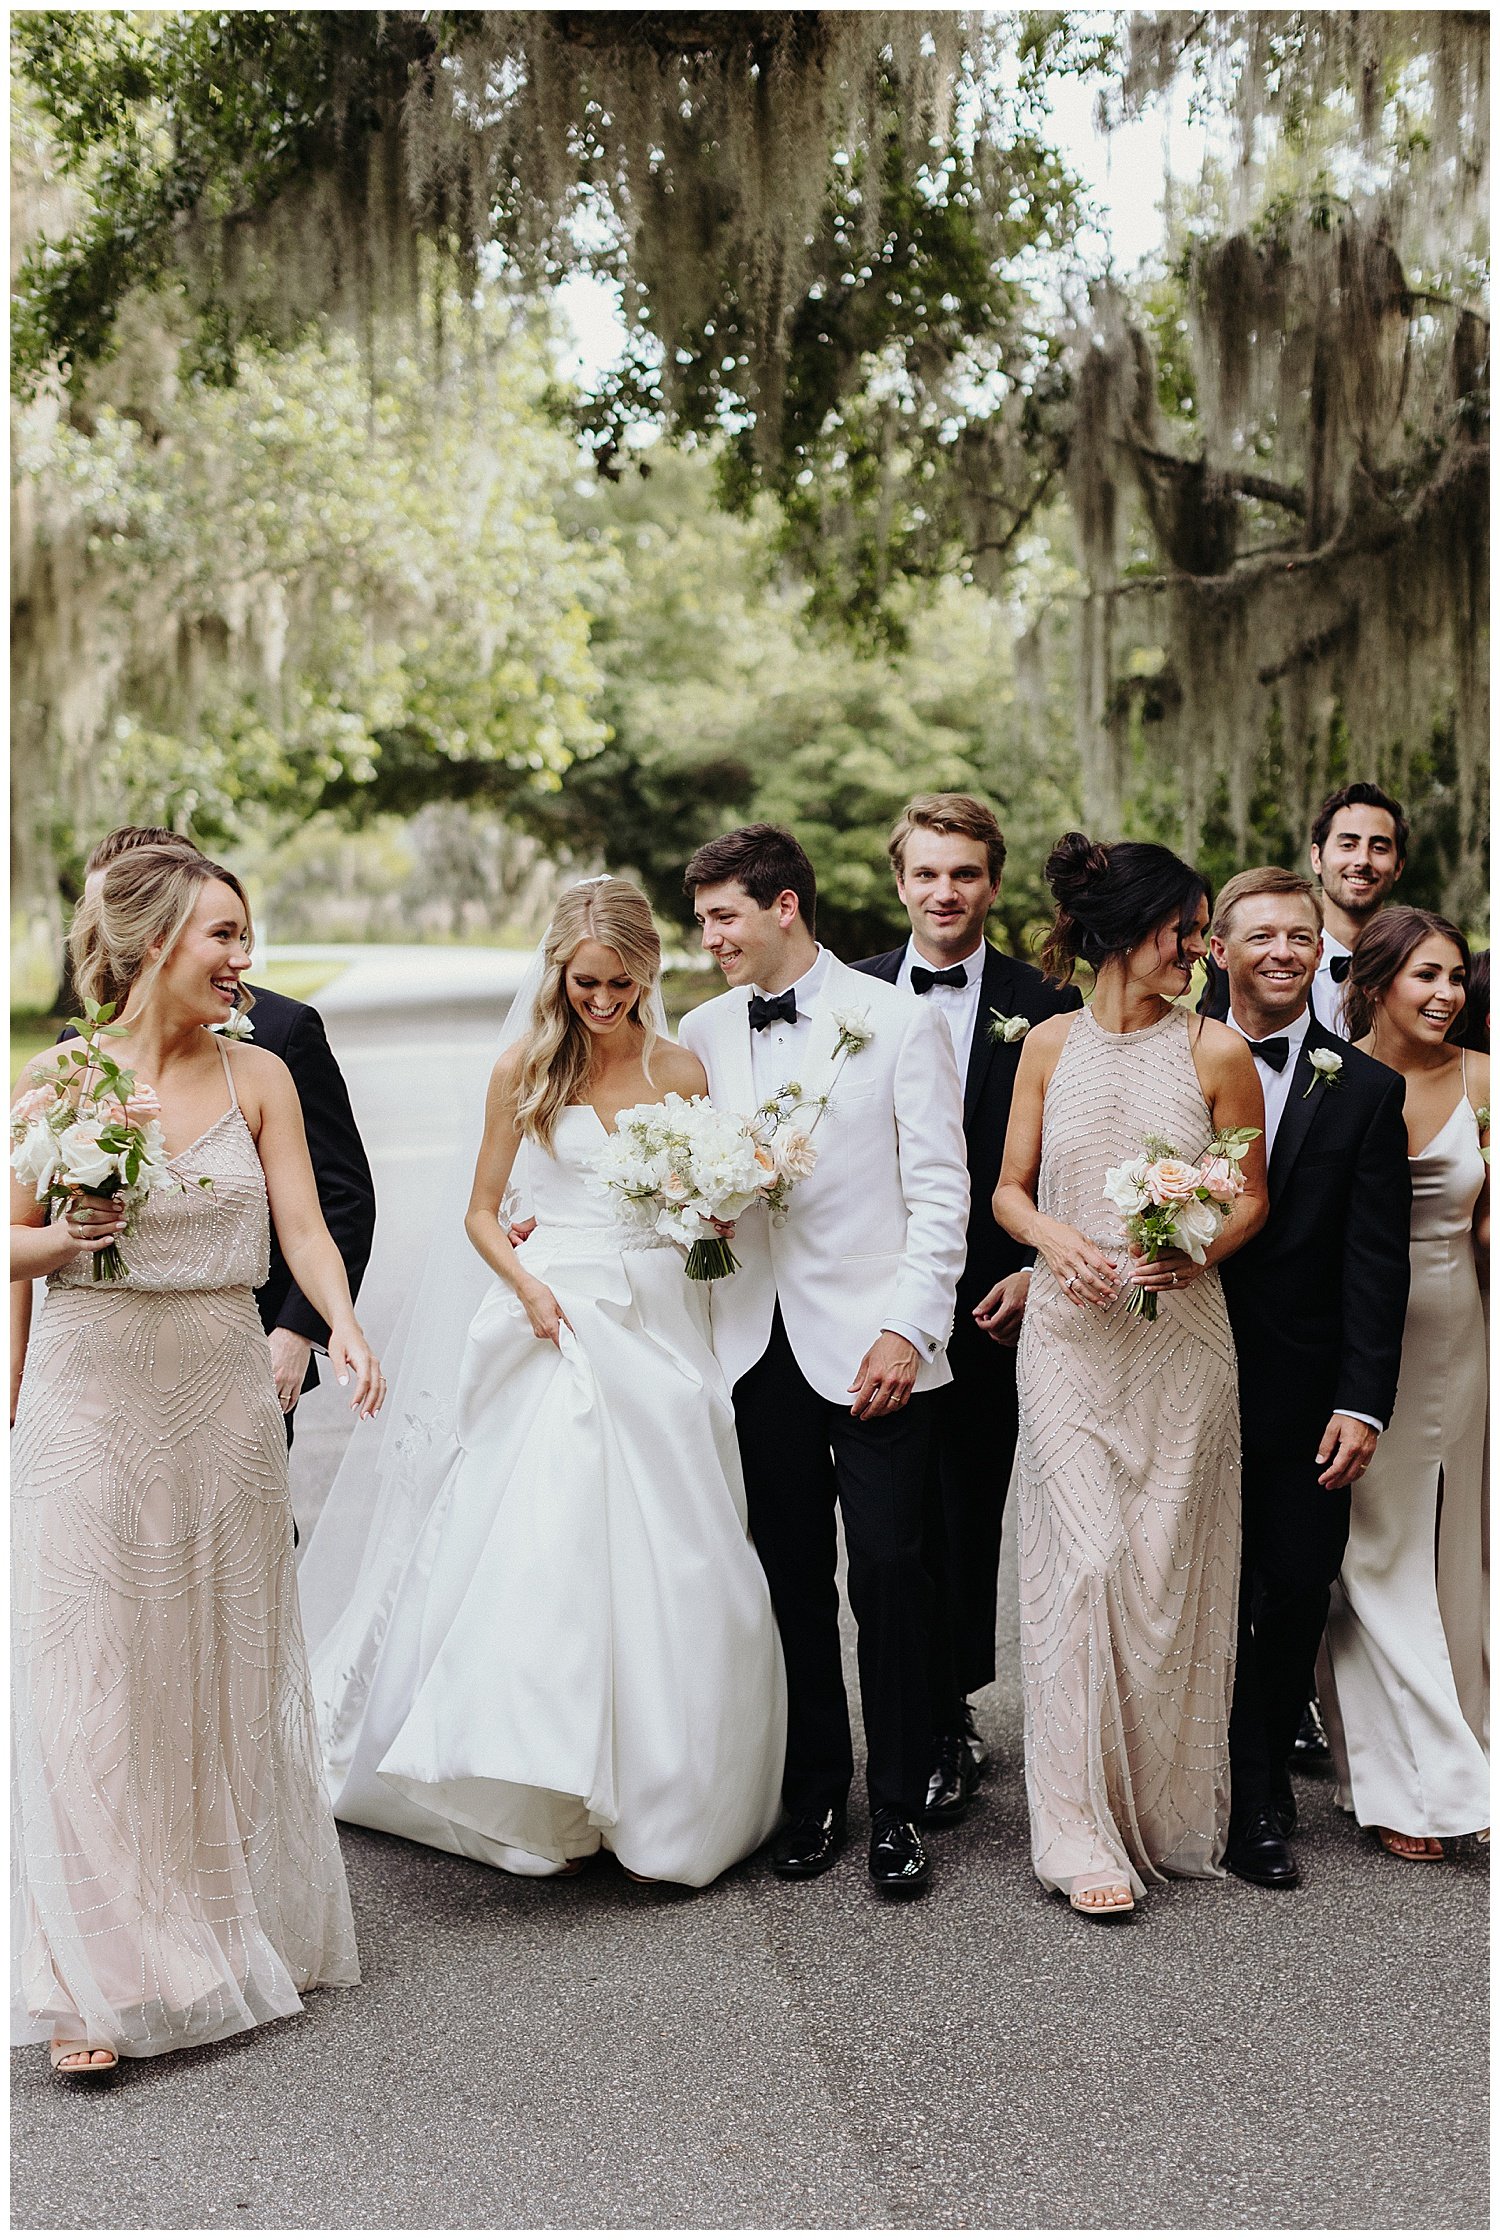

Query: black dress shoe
[[771, 1804, 846, 1880], [1268, 1787, 1298, 1839], [922, 1732, 981, 1826], [1226, 1808, 1301, 1888], [1289, 1697, 1332, 1772], [868, 1809, 930, 1895]]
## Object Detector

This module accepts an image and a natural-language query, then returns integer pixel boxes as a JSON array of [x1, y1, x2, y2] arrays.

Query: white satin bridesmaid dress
[[1324, 1067, 1489, 1838]]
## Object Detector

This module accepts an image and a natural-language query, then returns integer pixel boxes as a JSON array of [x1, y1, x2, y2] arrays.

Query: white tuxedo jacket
[[679, 953, 970, 1404]]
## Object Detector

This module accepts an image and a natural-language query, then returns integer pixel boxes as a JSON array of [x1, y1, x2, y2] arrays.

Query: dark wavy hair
[[1310, 780, 1409, 863], [1040, 832, 1210, 985], [1345, 906, 1470, 1043], [683, 823, 817, 932], [1449, 949, 1489, 1052]]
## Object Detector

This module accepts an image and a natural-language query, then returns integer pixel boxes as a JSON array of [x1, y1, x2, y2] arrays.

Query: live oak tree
[[12, 8, 1489, 959]]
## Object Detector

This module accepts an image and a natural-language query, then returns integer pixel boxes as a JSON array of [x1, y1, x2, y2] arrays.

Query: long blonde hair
[[69, 846, 254, 1021], [514, 878, 661, 1147]]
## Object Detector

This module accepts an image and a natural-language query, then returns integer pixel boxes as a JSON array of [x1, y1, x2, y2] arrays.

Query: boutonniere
[[211, 1008, 255, 1042], [987, 1009, 1030, 1046], [1477, 1104, 1490, 1164], [1303, 1046, 1343, 1097], [829, 1005, 874, 1062]]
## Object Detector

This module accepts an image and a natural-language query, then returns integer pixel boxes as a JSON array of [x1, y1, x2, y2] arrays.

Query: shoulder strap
[[1461, 1047, 1469, 1101], [217, 1037, 239, 1111]]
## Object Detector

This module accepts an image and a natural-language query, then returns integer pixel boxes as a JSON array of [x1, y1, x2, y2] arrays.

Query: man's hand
[[268, 1327, 315, 1416], [848, 1332, 920, 1420], [1315, 1413, 1378, 1491], [973, 1270, 1030, 1347], [508, 1216, 538, 1249]]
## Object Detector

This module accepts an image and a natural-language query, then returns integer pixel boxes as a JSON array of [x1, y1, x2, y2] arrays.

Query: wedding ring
[[1062, 1273, 1077, 1290]]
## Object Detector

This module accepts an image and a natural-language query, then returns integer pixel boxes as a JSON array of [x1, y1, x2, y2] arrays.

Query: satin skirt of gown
[[1014, 1006, 1241, 1901], [11, 1066, 358, 2057], [1323, 1093, 1490, 1837], [306, 1107, 787, 1887]]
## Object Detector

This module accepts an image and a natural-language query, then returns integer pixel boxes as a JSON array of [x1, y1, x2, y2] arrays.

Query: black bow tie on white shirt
[[910, 964, 967, 994], [1246, 1036, 1290, 1072], [1328, 952, 1352, 983], [748, 989, 798, 1032]]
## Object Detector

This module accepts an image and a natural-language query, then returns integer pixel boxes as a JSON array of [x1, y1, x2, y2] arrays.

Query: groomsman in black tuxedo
[[857, 795, 1081, 1822], [1209, 868, 1411, 1888], [47, 828, 377, 1448]]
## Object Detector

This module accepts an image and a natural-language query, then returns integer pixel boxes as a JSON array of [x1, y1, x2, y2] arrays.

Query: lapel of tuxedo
[[860, 948, 903, 987], [1267, 1018, 1338, 1196], [797, 954, 858, 1110], [962, 945, 1015, 1124]]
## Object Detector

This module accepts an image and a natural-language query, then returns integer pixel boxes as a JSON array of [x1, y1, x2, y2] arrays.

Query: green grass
[[250, 958, 345, 1002], [660, 964, 719, 1030], [11, 1014, 61, 1087]]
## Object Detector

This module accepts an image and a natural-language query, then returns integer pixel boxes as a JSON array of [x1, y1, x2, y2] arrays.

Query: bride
[[299, 877, 786, 1885]]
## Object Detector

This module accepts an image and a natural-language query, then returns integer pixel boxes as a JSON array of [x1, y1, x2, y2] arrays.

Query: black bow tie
[[748, 989, 798, 1032], [1247, 1036, 1290, 1072], [910, 964, 967, 994], [1329, 952, 1352, 983]]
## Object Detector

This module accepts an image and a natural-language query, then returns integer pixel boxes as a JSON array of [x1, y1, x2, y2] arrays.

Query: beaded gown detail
[[11, 1049, 359, 2057], [1015, 1005, 1241, 1900], [1324, 1085, 1490, 1835]]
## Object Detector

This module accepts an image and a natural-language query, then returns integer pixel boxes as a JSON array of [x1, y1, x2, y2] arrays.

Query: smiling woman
[[10, 844, 383, 2075], [1325, 905, 1491, 1861]]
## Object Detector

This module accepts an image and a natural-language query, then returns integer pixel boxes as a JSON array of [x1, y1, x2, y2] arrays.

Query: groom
[[681, 825, 970, 1894], [1210, 867, 1411, 1888]]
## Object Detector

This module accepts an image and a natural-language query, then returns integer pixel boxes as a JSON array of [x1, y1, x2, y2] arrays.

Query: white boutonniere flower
[[987, 1009, 1030, 1045], [1477, 1104, 1490, 1164], [829, 1005, 874, 1062], [212, 1010, 256, 1043], [1302, 1046, 1343, 1098]]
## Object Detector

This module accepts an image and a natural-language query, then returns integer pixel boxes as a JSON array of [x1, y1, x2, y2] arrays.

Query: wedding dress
[[302, 1104, 787, 1885]]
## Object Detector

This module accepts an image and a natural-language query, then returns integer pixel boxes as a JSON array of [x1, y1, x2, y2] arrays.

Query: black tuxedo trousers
[[733, 1306, 933, 1820], [925, 1311, 1019, 1715], [1227, 1426, 1352, 1819]]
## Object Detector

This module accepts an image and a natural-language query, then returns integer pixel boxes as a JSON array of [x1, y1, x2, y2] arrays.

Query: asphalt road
[[11, 973, 1489, 2232]]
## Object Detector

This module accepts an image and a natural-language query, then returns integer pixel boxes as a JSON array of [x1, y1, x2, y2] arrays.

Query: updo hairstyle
[[513, 877, 662, 1148], [68, 845, 254, 1020], [1344, 906, 1470, 1043], [1040, 831, 1210, 986]]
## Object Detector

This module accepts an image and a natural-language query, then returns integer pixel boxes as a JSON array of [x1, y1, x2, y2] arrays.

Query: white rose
[[56, 1119, 122, 1192], [1170, 1196, 1221, 1263], [1309, 1048, 1343, 1080], [1102, 1158, 1150, 1217], [10, 1119, 61, 1196]]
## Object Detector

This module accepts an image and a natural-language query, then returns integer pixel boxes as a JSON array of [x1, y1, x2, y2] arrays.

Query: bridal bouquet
[[586, 1093, 818, 1280], [1102, 1127, 1260, 1321], [10, 1000, 177, 1282]]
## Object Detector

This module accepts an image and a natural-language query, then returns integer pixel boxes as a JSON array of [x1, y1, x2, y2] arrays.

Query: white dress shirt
[[1227, 1003, 1380, 1433], [896, 936, 985, 1071], [1228, 1005, 1312, 1160], [748, 945, 928, 1359], [1310, 932, 1353, 1038], [747, 945, 833, 1104]]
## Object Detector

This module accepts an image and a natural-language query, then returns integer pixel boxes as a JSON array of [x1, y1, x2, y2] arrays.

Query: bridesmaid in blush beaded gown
[[11, 848, 384, 2076], [994, 836, 1267, 1917]]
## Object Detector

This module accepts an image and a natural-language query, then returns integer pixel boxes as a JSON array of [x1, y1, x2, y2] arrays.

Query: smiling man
[[856, 795, 1080, 1827], [681, 824, 970, 1897], [1210, 867, 1411, 1889], [1307, 781, 1409, 1033]]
